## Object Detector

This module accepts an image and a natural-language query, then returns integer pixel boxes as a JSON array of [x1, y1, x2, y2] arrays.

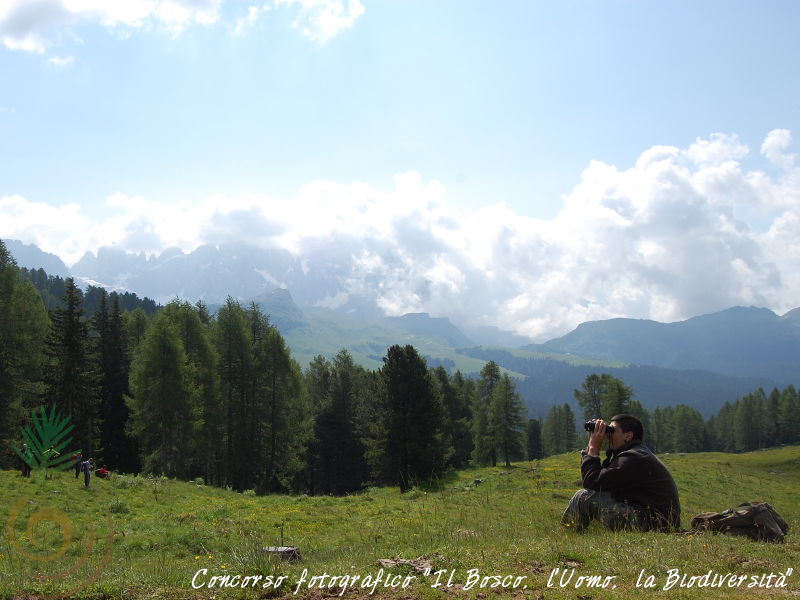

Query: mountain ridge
[[526, 305, 800, 383], [6, 240, 798, 418]]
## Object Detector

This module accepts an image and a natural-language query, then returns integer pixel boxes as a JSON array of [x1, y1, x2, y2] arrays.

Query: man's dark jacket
[[581, 440, 681, 530]]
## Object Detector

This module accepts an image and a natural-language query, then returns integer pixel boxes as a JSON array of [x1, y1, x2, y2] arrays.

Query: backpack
[[690, 502, 789, 542]]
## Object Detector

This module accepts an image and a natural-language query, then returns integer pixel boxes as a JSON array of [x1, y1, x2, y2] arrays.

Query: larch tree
[[490, 373, 527, 466], [127, 311, 199, 477], [162, 300, 220, 482], [472, 360, 500, 466], [0, 242, 49, 466]]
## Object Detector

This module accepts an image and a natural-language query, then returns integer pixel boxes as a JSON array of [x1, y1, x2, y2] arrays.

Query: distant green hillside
[[527, 306, 800, 384], [459, 347, 778, 418], [283, 307, 519, 377], [2, 446, 798, 599], [245, 291, 789, 418]]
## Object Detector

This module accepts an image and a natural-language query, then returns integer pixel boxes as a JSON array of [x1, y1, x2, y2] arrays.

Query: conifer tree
[[762, 387, 781, 444], [574, 373, 633, 421], [491, 373, 527, 466], [309, 350, 368, 494], [472, 360, 500, 466], [526, 418, 543, 460], [127, 311, 198, 477], [44, 278, 99, 457], [0, 243, 48, 465], [254, 326, 307, 492], [302, 355, 332, 495], [0, 241, 17, 450], [650, 406, 674, 453], [213, 298, 252, 488], [712, 402, 735, 452], [542, 403, 577, 456], [573, 373, 605, 419], [7, 279, 49, 414], [376, 345, 450, 492], [434, 368, 473, 469], [162, 300, 220, 482], [0, 240, 50, 468], [671, 404, 705, 452], [777, 385, 799, 445], [733, 390, 764, 452], [94, 291, 138, 472]]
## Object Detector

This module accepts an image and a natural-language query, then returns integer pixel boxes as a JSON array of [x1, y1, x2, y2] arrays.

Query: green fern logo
[[14, 405, 78, 472]]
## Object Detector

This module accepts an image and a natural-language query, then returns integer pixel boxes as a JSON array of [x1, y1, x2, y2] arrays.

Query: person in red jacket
[[96, 466, 110, 479], [561, 413, 681, 532]]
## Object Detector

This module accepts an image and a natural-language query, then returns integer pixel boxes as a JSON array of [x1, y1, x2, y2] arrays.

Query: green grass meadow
[[1, 447, 798, 599]]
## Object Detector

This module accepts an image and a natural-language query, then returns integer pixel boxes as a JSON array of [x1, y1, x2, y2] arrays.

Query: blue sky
[[2, 1, 799, 337]]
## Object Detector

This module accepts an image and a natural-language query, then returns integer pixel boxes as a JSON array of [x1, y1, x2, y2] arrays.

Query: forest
[[1, 239, 799, 495]]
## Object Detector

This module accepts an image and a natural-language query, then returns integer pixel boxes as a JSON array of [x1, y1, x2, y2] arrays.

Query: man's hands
[[586, 419, 608, 457]]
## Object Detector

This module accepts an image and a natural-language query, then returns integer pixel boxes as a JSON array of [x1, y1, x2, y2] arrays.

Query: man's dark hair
[[610, 414, 644, 441]]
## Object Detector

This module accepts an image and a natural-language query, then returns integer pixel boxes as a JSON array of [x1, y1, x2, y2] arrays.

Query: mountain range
[[6, 239, 799, 417]]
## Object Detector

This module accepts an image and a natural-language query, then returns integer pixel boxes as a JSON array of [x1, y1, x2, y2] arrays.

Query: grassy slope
[[1, 447, 798, 599], [284, 308, 526, 377]]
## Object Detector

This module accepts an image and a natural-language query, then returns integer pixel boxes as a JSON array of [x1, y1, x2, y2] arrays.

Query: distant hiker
[[82, 459, 93, 488], [43, 445, 60, 462], [96, 466, 110, 479], [73, 452, 83, 478], [561, 414, 681, 532], [42, 445, 61, 479], [20, 443, 32, 477]]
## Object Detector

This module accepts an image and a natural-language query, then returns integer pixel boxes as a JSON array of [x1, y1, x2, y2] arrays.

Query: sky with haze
[[1, 0, 799, 339]]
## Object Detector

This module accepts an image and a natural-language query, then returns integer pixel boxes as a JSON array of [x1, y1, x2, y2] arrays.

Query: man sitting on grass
[[561, 413, 680, 532]]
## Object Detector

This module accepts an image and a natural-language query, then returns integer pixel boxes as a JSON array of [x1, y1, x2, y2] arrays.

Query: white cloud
[[685, 132, 749, 167], [2, 130, 799, 340], [0, 0, 223, 51], [47, 53, 73, 66], [274, 0, 364, 43], [234, 4, 267, 36], [0, 0, 362, 52], [761, 128, 796, 171]]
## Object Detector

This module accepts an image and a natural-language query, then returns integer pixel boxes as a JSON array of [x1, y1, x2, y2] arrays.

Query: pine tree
[[574, 373, 633, 421], [777, 386, 799, 445], [542, 403, 576, 456], [526, 418, 543, 460], [94, 291, 138, 472], [561, 403, 577, 451], [712, 402, 735, 453], [671, 404, 705, 452], [0, 241, 18, 453], [733, 391, 762, 452], [0, 243, 49, 466], [762, 388, 780, 445], [490, 374, 527, 466], [126, 307, 150, 353], [650, 406, 675, 453], [435, 368, 473, 469], [377, 345, 450, 492], [302, 355, 332, 495], [573, 373, 605, 419], [44, 278, 99, 458], [309, 350, 369, 494], [472, 361, 500, 466], [253, 326, 307, 492], [213, 298, 252, 488]]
